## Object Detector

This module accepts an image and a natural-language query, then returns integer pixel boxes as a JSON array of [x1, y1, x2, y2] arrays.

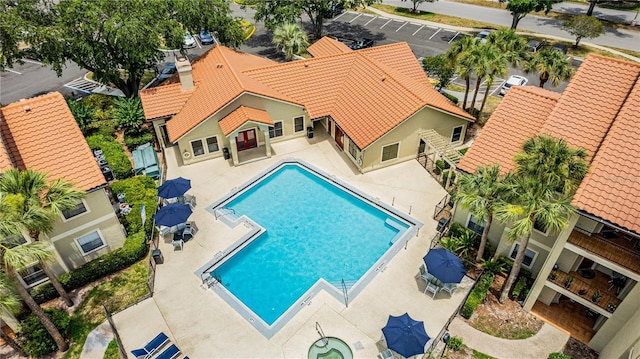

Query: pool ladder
[[315, 322, 329, 347], [214, 207, 236, 220]]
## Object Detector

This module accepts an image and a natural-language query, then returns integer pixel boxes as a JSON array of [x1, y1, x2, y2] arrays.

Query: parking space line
[[427, 25, 439, 29], [412, 24, 424, 36], [364, 16, 377, 26], [21, 59, 42, 65], [396, 22, 408, 32], [5, 69, 21, 75], [410, 22, 421, 26], [333, 11, 347, 20], [428, 28, 441, 40], [349, 13, 362, 23], [380, 19, 392, 29], [490, 81, 506, 96], [448, 31, 460, 44]]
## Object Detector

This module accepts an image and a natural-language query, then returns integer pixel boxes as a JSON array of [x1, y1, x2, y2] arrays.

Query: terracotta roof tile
[[459, 54, 640, 233], [139, 83, 194, 120], [219, 106, 274, 136], [0, 135, 12, 172], [0, 92, 105, 191], [458, 86, 560, 174], [307, 37, 352, 57]]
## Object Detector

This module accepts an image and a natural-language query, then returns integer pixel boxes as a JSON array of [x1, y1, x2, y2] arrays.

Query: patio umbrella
[[423, 248, 466, 284], [154, 203, 192, 227], [158, 177, 191, 199], [382, 313, 430, 358]]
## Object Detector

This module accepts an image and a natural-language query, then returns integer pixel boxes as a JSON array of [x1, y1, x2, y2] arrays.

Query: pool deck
[[113, 133, 474, 358]]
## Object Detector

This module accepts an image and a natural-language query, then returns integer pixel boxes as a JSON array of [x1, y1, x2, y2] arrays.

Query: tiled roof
[[0, 136, 12, 172], [140, 46, 300, 142], [219, 106, 274, 136], [458, 86, 560, 174], [307, 37, 352, 57], [0, 92, 106, 191], [459, 54, 640, 233]]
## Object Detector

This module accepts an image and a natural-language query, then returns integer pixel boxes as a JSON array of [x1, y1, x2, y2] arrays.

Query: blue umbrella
[[423, 248, 466, 284], [154, 203, 192, 227], [158, 177, 191, 199], [382, 313, 430, 358]]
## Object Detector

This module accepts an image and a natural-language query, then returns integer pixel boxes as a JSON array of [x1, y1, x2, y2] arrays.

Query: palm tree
[[113, 97, 144, 131], [477, 45, 508, 116], [446, 36, 478, 110], [468, 44, 493, 113], [455, 164, 505, 262], [523, 48, 574, 88], [0, 169, 85, 307], [495, 135, 588, 303], [0, 271, 25, 356], [272, 23, 309, 61], [486, 29, 529, 67]]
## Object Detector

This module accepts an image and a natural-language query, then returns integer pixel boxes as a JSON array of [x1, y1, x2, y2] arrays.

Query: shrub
[[481, 259, 507, 274], [442, 91, 459, 104], [511, 276, 527, 299], [113, 97, 145, 130], [435, 160, 451, 170], [87, 119, 117, 138], [548, 353, 572, 359], [447, 336, 464, 351], [124, 130, 154, 151], [496, 256, 532, 279], [30, 231, 148, 303], [17, 309, 70, 357], [449, 222, 467, 238], [86, 134, 133, 179], [67, 98, 95, 134], [442, 170, 456, 187], [459, 147, 469, 155], [461, 272, 494, 319], [81, 94, 114, 121], [110, 176, 158, 235]]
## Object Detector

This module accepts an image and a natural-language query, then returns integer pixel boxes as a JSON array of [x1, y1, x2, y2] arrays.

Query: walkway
[[449, 317, 570, 358], [80, 321, 113, 359]]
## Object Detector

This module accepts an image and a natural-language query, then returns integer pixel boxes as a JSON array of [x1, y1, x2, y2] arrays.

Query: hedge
[[461, 272, 495, 319], [548, 354, 572, 359], [124, 130, 154, 151], [86, 134, 133, 179], [110, 176, 158, 236], [17, 308, 70, 357], [30, 231, 147, 304], [86, 119, 117, 138], [442, 91, 459, 104]]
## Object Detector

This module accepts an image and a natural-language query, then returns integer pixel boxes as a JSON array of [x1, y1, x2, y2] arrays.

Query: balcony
[[567, 230, 640, 275], [547, 270, 621, 316]]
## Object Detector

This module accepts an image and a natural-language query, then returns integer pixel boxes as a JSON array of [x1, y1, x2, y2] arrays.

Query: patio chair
[[424, 281, 441, 299], [182, 223, 195, 242], [440, 283, 457, 297], [130, 332, 169, 358], [154, 344, 181, 359], [378, 349, 394, 359], [172, 237, 184, 251]]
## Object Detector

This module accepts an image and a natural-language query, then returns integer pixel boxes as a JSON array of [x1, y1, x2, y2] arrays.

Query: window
[[20, 264, 47, 287], [76, 231, 105, 255], [467, 214, 486, 235], [451, 126, 463, 143], [269, 122, 283, 138], [533, 219, 548, 235], [62, 201, 87, 220], [348, 141, 359, 159], [206, 136, 219, 153], [294, 116, 304, 132], [381, 143, 399, 162], [191, 139, 205, 156], [509, 243, 537, 268]]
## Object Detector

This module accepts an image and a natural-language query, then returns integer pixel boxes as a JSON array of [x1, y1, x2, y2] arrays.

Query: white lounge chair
[[378, 349, 394, 359]]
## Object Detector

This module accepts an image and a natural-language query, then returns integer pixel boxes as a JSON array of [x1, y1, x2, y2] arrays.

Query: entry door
[[335, 126, 344, 150], [236, 129, 257, 151]]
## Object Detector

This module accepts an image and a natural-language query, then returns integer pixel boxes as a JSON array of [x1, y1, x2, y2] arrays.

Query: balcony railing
[[548, 270, 621, 315], [567, 230, 640, 275]]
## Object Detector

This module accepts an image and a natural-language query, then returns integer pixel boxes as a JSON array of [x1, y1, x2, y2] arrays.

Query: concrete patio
[[113, 132, 473, 358]]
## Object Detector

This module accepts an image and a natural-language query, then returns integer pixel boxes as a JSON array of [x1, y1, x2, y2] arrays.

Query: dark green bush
[[461, 272, 494, 319], [17, 309, 70, 357], [511, 276, 527, 300], [435, 160, 451, 170], [30, 231, 147, 303], [442, 92, 459, 104], [449, 222, 466, 238], [548, 353, 572, 359], [447, 336, 464, 351], [86, 134, 133, 179], [110, 176, 158, 235], [459, 147, 469, 155], [124, 130, 154, 151], [481, 258, 507, 274], [86, 119, 117, 138], [81, 94, 114, 121]]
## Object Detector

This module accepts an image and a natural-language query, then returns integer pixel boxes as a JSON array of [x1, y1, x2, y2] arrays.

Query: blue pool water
[[212, 165, 409, 325]]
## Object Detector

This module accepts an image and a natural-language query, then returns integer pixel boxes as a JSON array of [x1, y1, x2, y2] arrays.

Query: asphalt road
[[382, 0, 640, 51]]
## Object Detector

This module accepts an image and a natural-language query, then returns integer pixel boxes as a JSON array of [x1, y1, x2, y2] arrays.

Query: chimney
[[175, 54, 194, 90]]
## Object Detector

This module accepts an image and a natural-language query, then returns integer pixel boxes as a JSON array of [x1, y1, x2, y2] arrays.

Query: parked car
[[500, 75, 528, 95], [550, 43, 568, 54], [326, 2, 344, 18], [474, 30, 491, 43], [183, 31, 196, 48], [158, 63, 176, 81], [199, 29, 214, 45], [348, 38, 374, 50], [528, 40, 547, 53]]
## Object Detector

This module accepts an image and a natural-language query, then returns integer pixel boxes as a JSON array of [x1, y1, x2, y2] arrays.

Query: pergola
[[418, 129, 464, 189]]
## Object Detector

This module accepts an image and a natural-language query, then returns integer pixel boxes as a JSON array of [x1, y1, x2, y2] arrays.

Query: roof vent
[[23, 105, 31, 112], [304, 63, 309, 68], [381, 76, 386, 82], [216, 63, 223, 68]]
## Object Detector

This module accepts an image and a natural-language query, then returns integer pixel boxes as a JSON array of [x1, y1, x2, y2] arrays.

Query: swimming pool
[[197, 160, 422, 337]]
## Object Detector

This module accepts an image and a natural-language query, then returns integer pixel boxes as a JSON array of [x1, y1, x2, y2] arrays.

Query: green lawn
[[62, 260, 150, 359]]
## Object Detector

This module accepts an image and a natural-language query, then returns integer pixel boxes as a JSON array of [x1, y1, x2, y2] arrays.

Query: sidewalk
[[80, 321, 113, 359], [366, 6, 640, 62], [448, 317, 570, 358]]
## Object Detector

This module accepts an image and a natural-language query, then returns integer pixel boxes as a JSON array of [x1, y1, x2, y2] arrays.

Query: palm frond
[[2, 241, 54, 270]]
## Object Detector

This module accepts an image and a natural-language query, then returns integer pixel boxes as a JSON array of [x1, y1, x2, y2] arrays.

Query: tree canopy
[[272, 23, 310, 61], [246, 0, 380, 40], [421, 54, 455, 90], [401, 0, 436, 13], [506, 0, 553, 30], [8, 0, 245, 97], [563, 15, 605, 47]]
